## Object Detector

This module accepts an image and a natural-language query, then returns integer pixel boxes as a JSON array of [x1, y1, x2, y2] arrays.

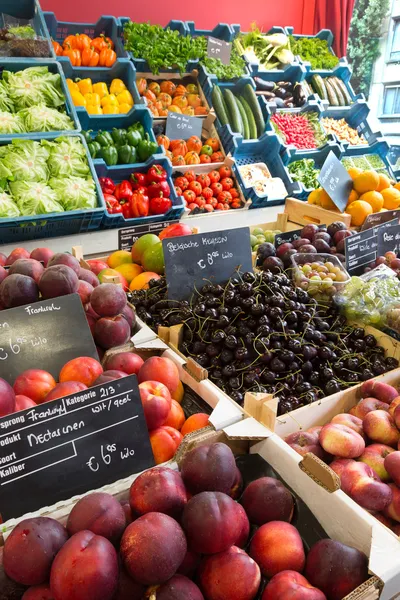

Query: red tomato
[[217, 191, 232, 203], [175, 186, 183, 196], [221, 177, 234, 191], [209, 198, 218, 208], [230, 188, 239, 199], [189, 181, 203, 196], [196, 197, 206, 207], [211, 182, 223, 195], [202, 187, 213, 200], [183, 189, 196, 203], [188, 202, 197, 212], [219, 166, 232, 178], [223, 203, 230, 210], [209, 170, 220, 184], [185, 170, 196, 183], [196, 173, 211, 188], [231, 201, 242, 209], [175, 176, 189, 190], [216, 202, 224, 210], [200, 154, 212, 164], [211, 151, 224, 162], [204, 204, 214, 212]]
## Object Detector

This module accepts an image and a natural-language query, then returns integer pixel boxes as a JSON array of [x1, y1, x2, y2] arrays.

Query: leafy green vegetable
[[240, 28, 294, 70], [10, 180, 63, 215], [7, 26, 36, 39], [200, 38, 246, 79], [0, 191, 20, 217], [20, 105, 74, 132], [49, 176, 97, 211], [45, 136, 90, 178], [288, 159, 320, 188], [0, 81, 13, 112], [2, 139, 49, 182], [289, 36, 339, 71], [3, 66, 65, 110], [0, 110, 25, 134]]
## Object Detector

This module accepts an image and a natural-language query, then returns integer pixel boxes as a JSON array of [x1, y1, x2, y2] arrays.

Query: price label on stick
[[0, 375, 154, 521], [318, 151, 353, 212], [166, 112, 203, 141], [0, 294, 98, 385], [274, 229, 303, 247], [162, 227, 253, 300], [207, 37, 232, 65]]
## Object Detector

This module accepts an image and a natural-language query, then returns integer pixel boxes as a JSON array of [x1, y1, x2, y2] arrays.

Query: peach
[[90, 283, 127, 317], [359, 444, 394, 481], [177, 551, 201, 578], [77, 280, 94, 305], [45, 381, 87, 402], [163, 399, 185, 430], [121, 512, 187, 585], [305, 539, 369, 600], [0, 378, 16, 416], [363, 410, 400, 447], [86, 258, 108, 275], [22, 584, 54, 599], [199, 546, 260, 600], [121, 304, 136, 330], [0, 273, 39, 307], [0, 265, 6, 284], [59, 357, 103, 386], [104, 351, 144, 375], [180, 442, 236, 495], [384, 483, 400, 522], [182, 491, 245, 554], [331, 413, 364, 437], [330, 459, 392, 511], [47, 252, 80, 275], [139, 381, 172, 430], [150, 426, 183, 464], [67, 492, 126, 545], [394, 404, 400, 430], [8, 258, 44, 283], [0, 251, 7, 265], [5, 247, 30, 265], [262, 571, 327, 600], [50, 531, 118, 600], [230, 466, 244, 500], [360, 380, 398, 404], [241, 476, 294, 526], [307, 426, 322, 436], [39, 265, 79, 299], [4, 517, 68, 586], [236, 502, 250, 548], [94, 370, 128, 384], [156, 574, 204, 600], [138, 356, 180, 394], [250, 521, 305, 578], [384, 451, 400, 487], [78, 267, 100, 287], [114, 565, 145, 600], [319, 424, 365, 458], [284, 431, 327, 461], [389, 396, 400, 418], [181, 413, 210, 436], [353, 397, 389, 419], [94, 315, 131, 349], [15, 394, 36, 411], [30, 247, 54, 267], [129, 466, 187, 519], [107, 250, 132, 269], [13, 369, 56, 404]]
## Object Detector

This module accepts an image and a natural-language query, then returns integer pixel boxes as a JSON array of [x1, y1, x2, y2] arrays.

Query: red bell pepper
[[135, 185, 148, 196], [121, 201, 132, 219], [147, 164, 167, 184], [104, 194, 122, 214], [150, 195, 172, 215], [148, 180, 170, 199], [130, 191, 149, 218], [99, 177, 116, 195], [114, 180, 133, 203], [130, 172, 147, 190]]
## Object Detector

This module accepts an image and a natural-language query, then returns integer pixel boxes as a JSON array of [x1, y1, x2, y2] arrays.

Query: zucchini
[[324, 78, 339, 106], [242, 83, 265, 137], [211, 85, 230, 127], [328, 77, 346, 106], [311, 75, 328, 101], [234, 96, 250, 139], [239, 96, 258, 139], [223, 88, 243, 135], [334, 77, 352, 106]]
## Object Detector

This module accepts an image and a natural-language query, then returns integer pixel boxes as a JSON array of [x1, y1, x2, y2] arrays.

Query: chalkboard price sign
[[377, 224, 400, 256], [165, 112, 203, 141], [0, 375, 154, 521], [361, 209, 400, 231], [162, 227, 253, 300], [345, 220, 398, 275], [318, 152, 353, 212], [274, 229, 303, 247], [207, 37, 232, 65], [0, 294, 98, 385]]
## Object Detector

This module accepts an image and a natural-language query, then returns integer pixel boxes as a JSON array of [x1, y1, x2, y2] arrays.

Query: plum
[[67, 492, 126, 545], [78, 267, 100, 287], [276, 242, 293, 258], [3, 517, 68, 586], [177, 551, 201, 578], [282, 249, 297, 267], [121, 304, 136, 330], [333, 230, 352, 244], [0, 377, 16, 417], [199, 546, 260, 600], [94, 315, 131, 349], [0, 273, 39, 308], [47, 253, 80, 275], [314, 232, 332, 244], [257, 243, 276, 260], [156, 574, 204, 600], [86, 313, 97, 335], [8, 259, 44, 283], [241, 477, 294, 525], [236, 503, 250, 548], [301, 224, 319, 241], [314, 239, 331, 253], [115, 565, 145, 600], [129, 467, 187, 519], [0, 547, 27, 600], [230, 466, 244, 499], [22, 584, 54, 599], [262, 256, 284, 274], [30, 248, 54, 267], [50, 531, 118, 600], [90, 283, 127, 317], [39, 265, 79, 299], [292, 238, 312, 249], [180, 443, 236, 495], [327, 221, 347, 237], [298, 244, 317, 253], [94, 370, 128, 384]]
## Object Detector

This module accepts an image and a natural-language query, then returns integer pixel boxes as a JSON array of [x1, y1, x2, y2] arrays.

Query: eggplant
[[255, 91, 276, 99], [254, 78, 275, 92], [277, 81, 294, 91], [293, 83, 306, 107], [274, 87, 289, 99], [273, 97, 285, 108]]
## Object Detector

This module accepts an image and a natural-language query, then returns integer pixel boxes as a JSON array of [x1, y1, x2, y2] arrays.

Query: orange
[[308, 188, 321, 205], [347, 167, 362, 180], [353, 170, 380, 194], [395, 182, 400, 191], [346, 189, 359, 207], [107, 250, 132, 269], [129, 271, 161, 290], [115, 263, 143, 283], [360, 190, 384, 213], [346, 200, 373, 227], [377, 173, 392, 192], [381, 187, 400, 209], [319, 189, 338, 211], [180, 413, 210, 437]]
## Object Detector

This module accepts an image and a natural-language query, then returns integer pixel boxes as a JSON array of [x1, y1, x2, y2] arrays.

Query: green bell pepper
[[117, 145, 137, 165], [111, 128, 127, 146], [126, 129, 142, 147], [97, 145, 118, 166], [88, 141, 101, 158], [137, 133, 158, 162], [128, 122, 145, 138], [82, 130, 93, 144], [95, 130, 114, 148]]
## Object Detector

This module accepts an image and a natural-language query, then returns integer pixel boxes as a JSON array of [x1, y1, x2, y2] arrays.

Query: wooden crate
[[285, 197, 352, 228]]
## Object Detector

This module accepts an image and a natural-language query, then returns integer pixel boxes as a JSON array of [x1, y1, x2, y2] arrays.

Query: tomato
[[184, 151, 201, 165], [209, 170, 220, 184], [200, 145, 213, 156], [189, 181, 203, 196], [219, 166, 232, 178], [230, 188, 239, 199], [209, 198, 218, 208], [160, 81, 176, 96], [175, 186, 183, 196], [211, 182, 223, 195], [196, 174, 211, 188], [200, 154, 211, 164], [231, 201, 242, 209], [221, 177, 234, 191], [185, 170, 196, 183], [211, 151, 224, 162], [196, 197, 206, 207], [172, 141, 188, 157], [175, 176, 189, 191], [172, 95, 188, 109], [157, 134, 170, 150], [187, 136, 202, 154], [172, 155, 185, 166], [144, 89, 157, 103], [148, 82, 161, 96], [204, 204, 214, 212], [223, 203, 230, 210], [205, 137, 220, 152], [202, 187, 213, 200], [183, 189, 196, 203], [188, 202, 197, 212], [217, 191, 232, 204], [216, 202, 225, 210], [174, 84, 187, 96]]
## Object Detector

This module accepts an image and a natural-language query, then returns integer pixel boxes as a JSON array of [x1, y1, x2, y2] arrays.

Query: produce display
[[288, 158, 321, 189], [291, 254, 350, 303], [137, 77, 208, 117], [271, 111, 327, 149], [211, 83, 265, 139], [66, 77, 134, 114], [254, 78, 306, 108], [52, 32, 117, 67], [289, 35, 339, 71], [321, 117, 367, 146], [250, 227, 280, 252], [157, 134, 223, 167], [238, 30, 295, 71], [83, 123, 157, 165], [0, 23, 51, 58], [304, 75, 352, 106], [342, 153, 391, 175]]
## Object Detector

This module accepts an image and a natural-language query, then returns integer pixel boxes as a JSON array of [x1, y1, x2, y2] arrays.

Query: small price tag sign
[[207, 37, 232, 65], [166, 112, 203, 141], [345, 220, 398, 275], [361, 209, 400, 231], [318, 151, 353, 212], [274, 229, 303, 248], [377, 223, 400, 256]]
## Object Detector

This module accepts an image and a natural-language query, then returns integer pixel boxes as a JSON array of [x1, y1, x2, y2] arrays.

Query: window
[[390, 19, 400, 61], [382, 86, 400, 115]]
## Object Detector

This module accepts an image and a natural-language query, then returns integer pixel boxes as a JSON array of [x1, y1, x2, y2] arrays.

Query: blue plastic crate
[[98, 157, 185, 229], [197, 62, 251, 86], [43, 11, 127, 65], [78, 106, 165, 170], [185, 22, 236, 41], [0, 133, 105, 244], [320, 100, 383, 149], [60, 59, 143, 124], [340, 140, 396, 180], [286, 27, 351, 77], [0, 60, 80, 142], [304, 66, 364, 107], [0, 0, 53, 59]]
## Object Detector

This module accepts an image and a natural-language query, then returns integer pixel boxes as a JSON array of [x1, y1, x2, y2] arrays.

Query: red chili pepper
[[121, 201, 133, 220], [150, 195, 172, 215], [104, 194, 122, 214], [147, 180, 170, 199], [130, 191, 149, 218], [131, 172, 147, 189], [99, 177, 116, 195], [271, 113, 318, 150], [147, 164, 167, 184], [114, 180, 133, 202]]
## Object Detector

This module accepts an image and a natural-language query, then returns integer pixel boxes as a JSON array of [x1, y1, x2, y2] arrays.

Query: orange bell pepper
[[91, 34, 109, 53], [63, 34, 78, 49], [99, 47, 117, 67], [62, 46, 81, 66], [75, 33, 92, 51], [82, 47, 100, 67], [52, 40, 63, 56]]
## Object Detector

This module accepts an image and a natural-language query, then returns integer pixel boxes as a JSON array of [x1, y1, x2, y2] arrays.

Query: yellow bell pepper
[[101, 94, 118, 107], [103, 104, 119, 114], [66, 78, 79, 94], [77, 78, 93, 95], [84, 93, 101, 107], [71, 91, 87, 107], [118, 103, 132, 114], [110, 79, 126, 95], [87, 105, 103, 115], [117, 90, 134, 106], [92, 82, 109, 98]]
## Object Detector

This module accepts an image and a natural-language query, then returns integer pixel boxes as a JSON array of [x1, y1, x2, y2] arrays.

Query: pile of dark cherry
[[130, 270, 398, 414]]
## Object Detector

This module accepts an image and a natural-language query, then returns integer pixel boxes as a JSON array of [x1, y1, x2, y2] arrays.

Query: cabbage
[[49, 176, 97, 211], [3, 66, 65, 110], [0, 81, 13, 113], [1, 139, 49, 181], [45, 137, 89, 178], [10, 180, 63, 215], [0, 110, 25, 134], [20, 105, 74, 132], [0, 191, 20, 218]]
